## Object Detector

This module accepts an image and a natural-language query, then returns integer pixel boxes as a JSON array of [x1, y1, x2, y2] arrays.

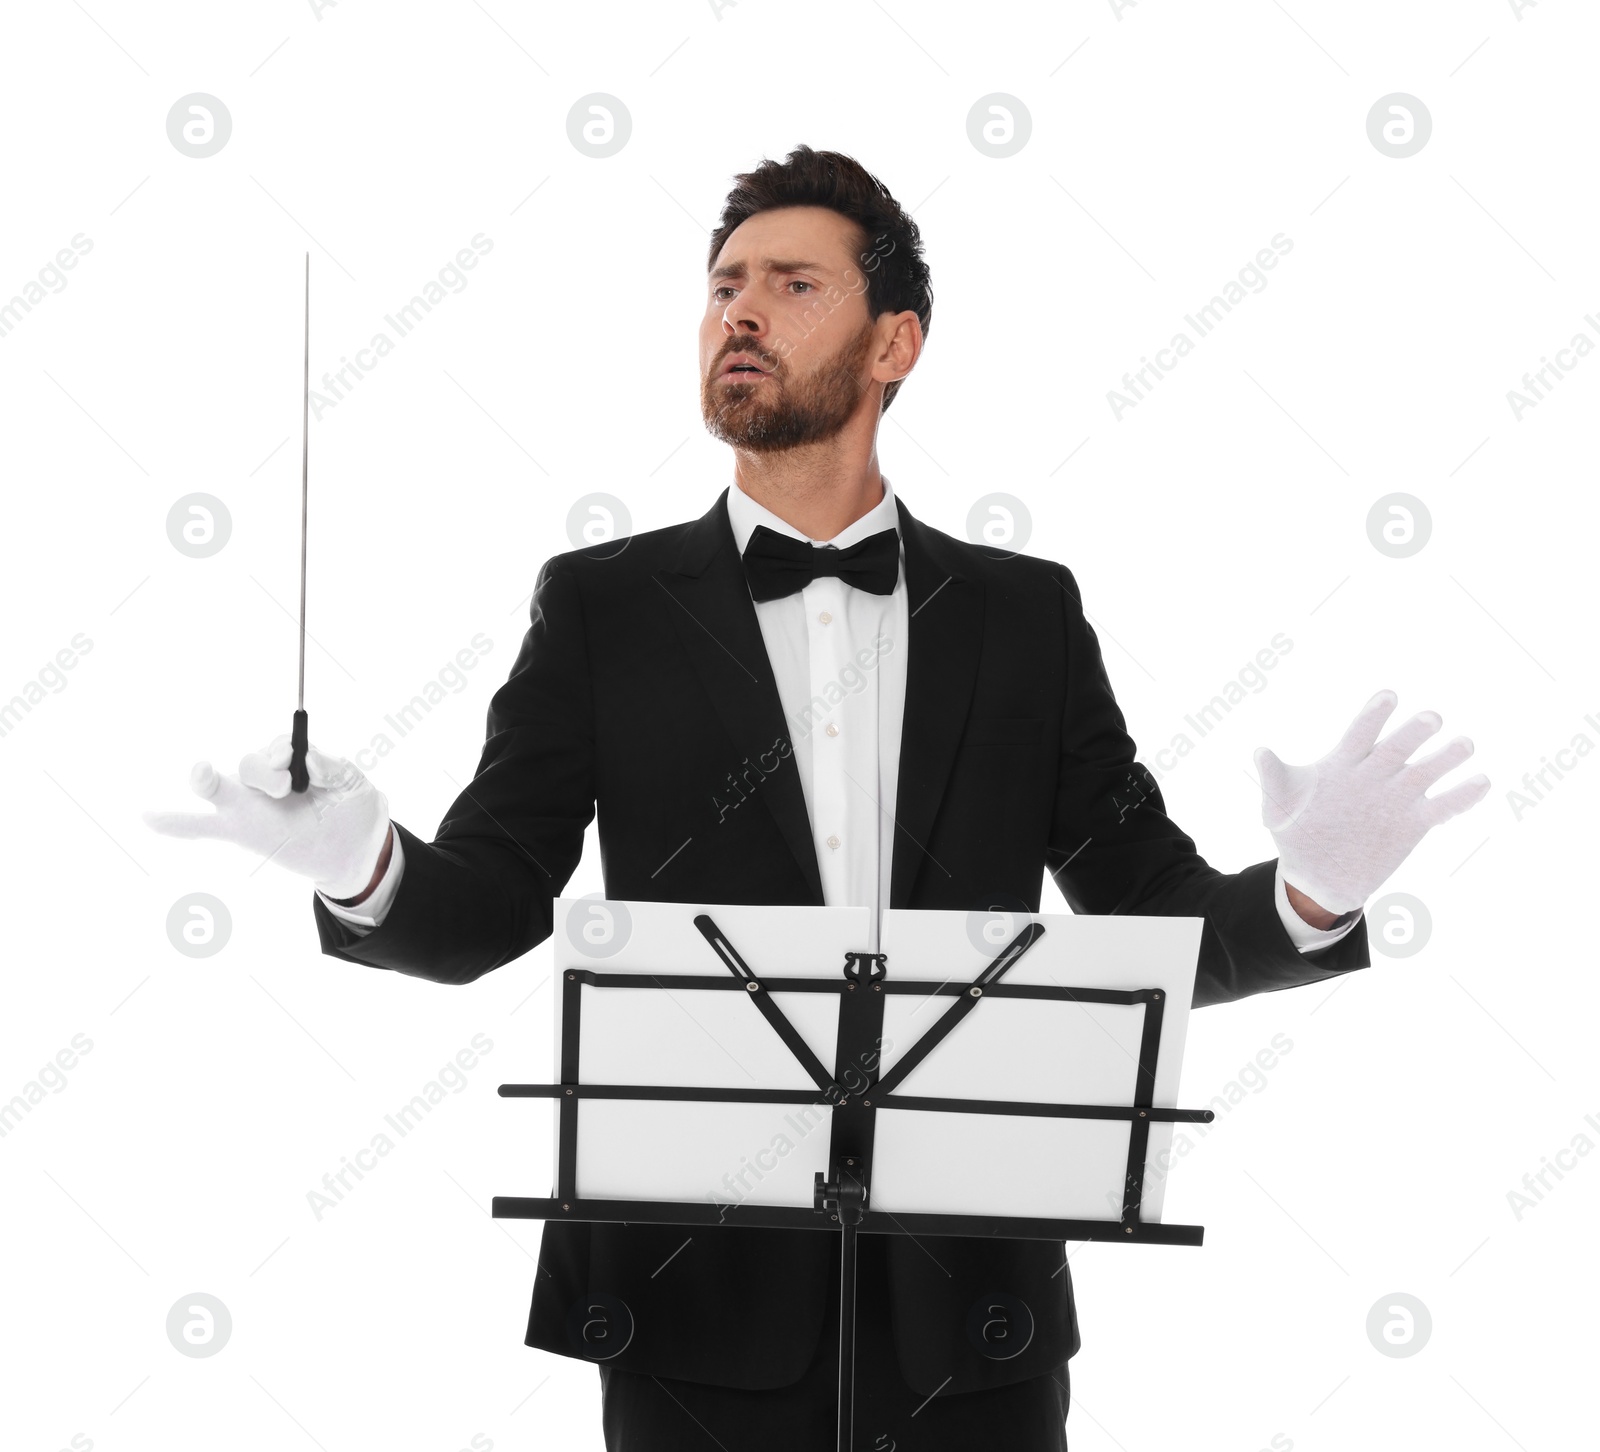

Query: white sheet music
[[544, 898, 1202, 1229], [873, 908, 1202, 1224]]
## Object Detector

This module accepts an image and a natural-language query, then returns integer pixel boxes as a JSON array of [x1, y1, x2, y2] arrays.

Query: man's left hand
[[1255, 689, 1490, 917]]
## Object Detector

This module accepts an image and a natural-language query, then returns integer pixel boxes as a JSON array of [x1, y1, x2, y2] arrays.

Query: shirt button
[[825, 723, 840, 737], [818, 611, 833, 625], [826, 834, 841, 850]]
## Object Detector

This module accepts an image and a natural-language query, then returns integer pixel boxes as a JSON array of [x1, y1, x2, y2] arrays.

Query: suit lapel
[[890, 496, 985, 907], [655, 489, 826, 906]]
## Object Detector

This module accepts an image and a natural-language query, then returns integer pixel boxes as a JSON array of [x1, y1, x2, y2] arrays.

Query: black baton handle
[[289, 708, 310, 792]]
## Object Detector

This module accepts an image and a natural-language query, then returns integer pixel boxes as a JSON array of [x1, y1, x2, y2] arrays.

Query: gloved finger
[[305, 745, 358, 792], [1403, 735, 1474, 790], [258, 734, 293, 769], [186, 760, 259, 814], [185, 760, 223, 799], [1372, 709, 1444, 766], [239, 745, 292, 799], [1330, 689, 1399, 763], [1420, 772, 1491, 828], [1253, 747, 1296, 828], [142, 807, 227, 840]]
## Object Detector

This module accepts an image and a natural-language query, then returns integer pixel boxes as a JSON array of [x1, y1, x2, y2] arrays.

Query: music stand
[[493, 899, 1217, 1452]]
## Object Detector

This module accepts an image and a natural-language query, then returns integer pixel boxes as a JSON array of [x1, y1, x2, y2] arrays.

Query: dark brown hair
[[707, 145, 933, 412]]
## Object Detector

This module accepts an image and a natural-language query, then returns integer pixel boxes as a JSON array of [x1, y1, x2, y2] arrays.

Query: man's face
[[700, 205, 879, 452]]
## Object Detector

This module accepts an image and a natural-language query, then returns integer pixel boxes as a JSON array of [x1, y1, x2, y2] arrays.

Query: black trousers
[[597, 1232, 1070, 1451]]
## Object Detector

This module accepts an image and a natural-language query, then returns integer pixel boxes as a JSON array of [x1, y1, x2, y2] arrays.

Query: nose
[[720, 289, 766, 340]]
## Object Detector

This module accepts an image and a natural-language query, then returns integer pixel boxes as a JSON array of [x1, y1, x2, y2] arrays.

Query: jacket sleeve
[[1043, 565, 1370, 1009], [311, 552, 596, 985]]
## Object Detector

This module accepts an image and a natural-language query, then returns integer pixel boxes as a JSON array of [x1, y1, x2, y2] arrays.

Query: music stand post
[[494, 912, 1215, 1452]]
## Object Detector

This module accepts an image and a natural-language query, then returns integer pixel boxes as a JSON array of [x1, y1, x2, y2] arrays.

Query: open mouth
[[719, 354, 772, 380]]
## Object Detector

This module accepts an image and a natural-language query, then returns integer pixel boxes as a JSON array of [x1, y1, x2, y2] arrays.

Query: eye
[[712, 279, 814, 302]]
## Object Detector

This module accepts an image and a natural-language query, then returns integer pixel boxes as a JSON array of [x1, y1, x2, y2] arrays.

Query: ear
[[875, 310, 923, 386]]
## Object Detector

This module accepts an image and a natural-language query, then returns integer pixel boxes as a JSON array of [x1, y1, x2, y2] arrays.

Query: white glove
[[143, 736, 391, 900], [1254, 690, 1490, 915]]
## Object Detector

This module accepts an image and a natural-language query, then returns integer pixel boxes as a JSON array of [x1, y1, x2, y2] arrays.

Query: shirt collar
[[725, 477, 900, 556]]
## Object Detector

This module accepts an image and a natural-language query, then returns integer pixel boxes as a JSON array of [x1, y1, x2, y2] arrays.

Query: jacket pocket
[[960, 716, 1043, 746]]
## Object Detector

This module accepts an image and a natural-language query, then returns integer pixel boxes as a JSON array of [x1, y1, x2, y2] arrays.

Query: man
[[147, 146, 1489, 1450]]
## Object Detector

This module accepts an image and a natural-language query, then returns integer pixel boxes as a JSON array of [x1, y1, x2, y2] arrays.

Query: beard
[[701, 316, 876, 452]]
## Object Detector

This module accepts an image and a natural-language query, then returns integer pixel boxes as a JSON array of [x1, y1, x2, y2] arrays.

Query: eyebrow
[[708, 257, 832, 284]]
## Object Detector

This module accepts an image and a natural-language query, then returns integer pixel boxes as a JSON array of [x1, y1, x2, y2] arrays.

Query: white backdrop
[[1, 2, 1594, 1450]]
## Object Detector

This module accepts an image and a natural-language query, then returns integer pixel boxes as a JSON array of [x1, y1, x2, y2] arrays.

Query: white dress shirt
[[322, 480, 1358, 954], [725, 478, 907, 952]]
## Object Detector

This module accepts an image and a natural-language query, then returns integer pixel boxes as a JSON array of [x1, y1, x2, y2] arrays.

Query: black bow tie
[[741, 524, 900, 603]]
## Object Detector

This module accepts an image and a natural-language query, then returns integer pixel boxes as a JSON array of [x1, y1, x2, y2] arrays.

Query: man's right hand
[[143, 736, 393, 902]]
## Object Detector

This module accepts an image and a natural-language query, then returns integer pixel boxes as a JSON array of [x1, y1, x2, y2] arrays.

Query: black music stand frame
[[493, 913, 1215, 1451]]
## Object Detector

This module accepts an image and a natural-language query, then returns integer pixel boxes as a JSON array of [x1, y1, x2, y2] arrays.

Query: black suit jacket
[[313, 488, 1369, 1396]]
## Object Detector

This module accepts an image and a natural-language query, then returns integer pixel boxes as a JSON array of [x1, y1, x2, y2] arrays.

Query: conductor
[[147, 145, 1489, 1451]]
